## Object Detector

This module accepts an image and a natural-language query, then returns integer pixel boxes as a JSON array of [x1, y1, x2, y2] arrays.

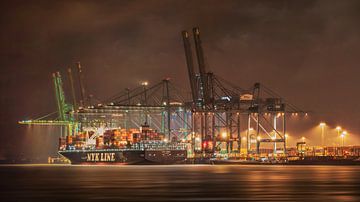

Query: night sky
[[1, 0, 360, 161]]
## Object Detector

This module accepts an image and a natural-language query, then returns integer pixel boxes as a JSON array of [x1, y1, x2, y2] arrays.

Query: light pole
[[336, 126, 341, 155], [341, 131, 347, 156], [336, 126, 341, 147], [319, 122, 326, 155], [336, 126, 342, 137], [319, 122, 326, 147]]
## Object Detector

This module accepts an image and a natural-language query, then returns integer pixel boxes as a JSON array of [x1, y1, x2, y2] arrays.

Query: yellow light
[[141, 81, 148, 86], [242, 137, 247, 141], [257, 136, 261, 141], [249, 127, 254, 131], [301, 137, 305, 141], [336, 126, 341, 130], [319, 122, 326, 127], [285, 134, 289, 138], [222, 132, 227, 139], [342, 131, 347, 135], [164, 138, 168, 142], [271, 136, 276, 140]]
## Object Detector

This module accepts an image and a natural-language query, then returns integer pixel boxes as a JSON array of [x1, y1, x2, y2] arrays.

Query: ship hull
[[59, 149, 187, 165]]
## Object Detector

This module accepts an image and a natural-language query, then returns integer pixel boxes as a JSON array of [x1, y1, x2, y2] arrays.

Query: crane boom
[[76, 62, 86, 107], [53, 72, 67, 121], [67, 68, 77, 110], [181, 30, 198, 104], [192, 27, 209, 106]]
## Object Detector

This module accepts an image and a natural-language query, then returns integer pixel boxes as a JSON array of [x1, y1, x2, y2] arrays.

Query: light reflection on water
[[0, 165, 359, 201]]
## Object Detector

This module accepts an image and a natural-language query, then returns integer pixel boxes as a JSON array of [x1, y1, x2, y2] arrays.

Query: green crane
[[53, 72, 73, 121], [52, 72, 76, 137], [19, 71, 77, 138]]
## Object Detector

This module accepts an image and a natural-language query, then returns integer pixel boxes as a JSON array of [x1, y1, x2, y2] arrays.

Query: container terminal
[[19, 27, 360, 165]]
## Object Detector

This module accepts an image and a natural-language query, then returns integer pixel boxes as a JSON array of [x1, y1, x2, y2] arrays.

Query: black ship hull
[[59, 149, 187, 165]]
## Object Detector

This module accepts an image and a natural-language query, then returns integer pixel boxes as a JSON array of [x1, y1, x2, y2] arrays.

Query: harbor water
[[1, 165, 359, 201]]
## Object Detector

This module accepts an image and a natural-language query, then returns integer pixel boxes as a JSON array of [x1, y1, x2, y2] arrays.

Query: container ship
[[58, 124, 188, 165]]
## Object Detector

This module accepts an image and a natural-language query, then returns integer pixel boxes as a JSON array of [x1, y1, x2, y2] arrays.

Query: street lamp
[[340, 132, 345, 147], [301, 136, 305, 142], [319, 122, 326, 147], [336, 126, 341, 132], [336, 126, 342, 143]]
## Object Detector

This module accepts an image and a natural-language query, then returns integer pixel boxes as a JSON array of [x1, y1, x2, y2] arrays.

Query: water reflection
[[0, 165, 359, 201]]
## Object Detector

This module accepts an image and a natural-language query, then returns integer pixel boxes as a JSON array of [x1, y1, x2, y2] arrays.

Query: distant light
[[164, 138, 168, 142], [257, 136, 261, 141], [222, 132, 227, 139], [301, 137, 305, 142], [285, 134, 289, 138], [242, 137, 247, 141], [319, 122, 326, 127], [342, 131, 347, 135], [141, 81, 148, 86], [271, 136, 276, 140], [336, 126, 342, 130], [249, 127, 254, 131], [221, 96, 231, 101]]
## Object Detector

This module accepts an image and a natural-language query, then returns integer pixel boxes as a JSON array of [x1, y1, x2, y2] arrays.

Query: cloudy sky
[[1, 0, 360, 160]]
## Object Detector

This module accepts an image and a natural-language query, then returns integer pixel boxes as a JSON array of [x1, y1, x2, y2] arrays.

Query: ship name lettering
[[86, 153, 116, 162]]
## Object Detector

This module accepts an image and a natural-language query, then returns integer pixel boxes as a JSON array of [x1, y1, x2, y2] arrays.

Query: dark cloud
[[1, 0, 360, 160]]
